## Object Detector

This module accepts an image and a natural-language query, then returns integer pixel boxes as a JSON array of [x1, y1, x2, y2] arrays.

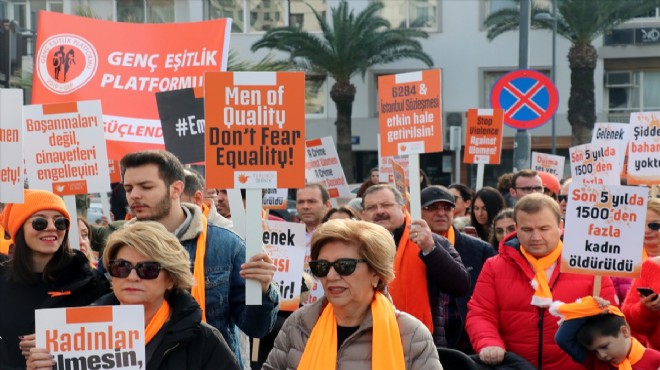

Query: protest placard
[[156, 88, 205, 164], [464, 109, 503, 164], [263, 220, 306, 311], [378, 70, 443, 156], [262, 188, 288, 210], [392, 159, 408, 201], [627, 112, 660, 185], [531, 152, 565, 178], [569, 141, 620, 186], [35, 305, 145, 370], [108, 160, 121, 183], [32, 11, 231, 160], [305, 137, 350, 198], [561, 184, 648, 277], [0, 89, 24, 203], [377, 134, 410, 184], [23, 100, 110, 195], [204, 72, 306, 189]]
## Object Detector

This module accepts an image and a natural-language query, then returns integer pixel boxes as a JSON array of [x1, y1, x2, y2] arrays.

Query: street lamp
[[535, 0, 558, 154]]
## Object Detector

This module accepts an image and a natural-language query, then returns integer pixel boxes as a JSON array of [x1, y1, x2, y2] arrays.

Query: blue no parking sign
[[490, 70, 559, 130]]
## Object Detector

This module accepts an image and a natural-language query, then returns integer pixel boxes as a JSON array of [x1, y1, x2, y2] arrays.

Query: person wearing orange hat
[[537, 171, 561, 201], [0, 203, 13, 256], [0, 189, 110, 368]]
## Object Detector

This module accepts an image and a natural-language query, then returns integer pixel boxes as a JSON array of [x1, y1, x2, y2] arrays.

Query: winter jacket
[[466, 232, 616, 370], [94, 289, 241, 370], [392, 217, 470, 348], [0, 250, 111, 369], [623, 259, 660, 350], [103, 203, 279, 364], [611, 276, 633, 306], [262, 297, 443, 370], [446, 226, 497, 353]]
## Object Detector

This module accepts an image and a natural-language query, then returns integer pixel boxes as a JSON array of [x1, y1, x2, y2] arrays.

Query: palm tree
[[252, 0, 433, 181], [484, 0, 660, 146]]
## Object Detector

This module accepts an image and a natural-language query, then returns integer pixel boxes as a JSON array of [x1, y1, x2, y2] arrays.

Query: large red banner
[[32, 11, 231, 160]]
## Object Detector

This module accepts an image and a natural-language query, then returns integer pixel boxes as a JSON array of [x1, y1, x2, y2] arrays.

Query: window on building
[[379, 0, 439, 30], [606, 71, 660, 122], [289, 0, 325, 31], [634, 7, 660, 19], [117, 0, 173, 23], [306, 75, 326, 115], [248, 0, 285, 32], [208, 0, 244, 32]]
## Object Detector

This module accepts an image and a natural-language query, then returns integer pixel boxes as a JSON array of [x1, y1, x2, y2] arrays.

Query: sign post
[[491, 69, 558, 171], [463, 109, 504, 191]]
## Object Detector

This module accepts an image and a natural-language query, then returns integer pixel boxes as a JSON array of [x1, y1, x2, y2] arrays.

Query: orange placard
[[32, 11, 231, 160], [108, 160, 121, 183], [378, 70, 442, 157], [464, 109, 504, 164], [204, 72, 306, 189]]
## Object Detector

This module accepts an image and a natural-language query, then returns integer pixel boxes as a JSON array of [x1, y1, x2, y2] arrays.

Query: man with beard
[[420, 185, 496, 354], [361, 184, 469, 347], [120, 150, 279, 366], [181, 168, 233, 229]]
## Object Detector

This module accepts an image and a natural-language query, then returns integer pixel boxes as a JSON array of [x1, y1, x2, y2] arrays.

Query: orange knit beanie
[[0, 189, 70, 238]]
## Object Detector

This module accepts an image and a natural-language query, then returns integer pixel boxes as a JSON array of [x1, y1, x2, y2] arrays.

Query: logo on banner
[[37, 34, 98, 95], [234, 171, 277, 187]]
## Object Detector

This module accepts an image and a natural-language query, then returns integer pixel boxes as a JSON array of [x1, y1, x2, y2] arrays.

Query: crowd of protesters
[[1, 152, 660, 370]]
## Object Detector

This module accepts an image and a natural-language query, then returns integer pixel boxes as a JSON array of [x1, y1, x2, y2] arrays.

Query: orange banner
[[464, 109, 504, 164], [32, 11, 231, 160], [378, 70, 443, 157], [204, 72, 306, 189]]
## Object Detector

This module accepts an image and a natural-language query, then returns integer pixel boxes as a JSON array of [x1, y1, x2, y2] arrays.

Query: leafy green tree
[[484, 0, 660, 145], [252, 0, 433, 181]]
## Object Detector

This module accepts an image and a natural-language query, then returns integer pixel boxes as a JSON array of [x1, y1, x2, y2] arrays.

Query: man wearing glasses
[[510, 169, 545, 203], [420, 185, 496, 354], [361, 184, 469, 348]]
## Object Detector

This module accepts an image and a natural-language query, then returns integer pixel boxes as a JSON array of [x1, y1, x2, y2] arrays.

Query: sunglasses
[[30, 217, 70, 231], [557, 195, 568, 202], [649, 222, 660, 231], [108, 259, 162, 280], [308, 258, 367, 278]]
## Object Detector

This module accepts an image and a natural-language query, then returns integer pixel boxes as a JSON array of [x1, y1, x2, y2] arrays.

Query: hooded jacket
[[466, 232, 616, 370], [94, 289, 241, 370]]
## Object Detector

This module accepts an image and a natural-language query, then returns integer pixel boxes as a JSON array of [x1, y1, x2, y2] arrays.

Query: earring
[[372, 280, 378, 289]]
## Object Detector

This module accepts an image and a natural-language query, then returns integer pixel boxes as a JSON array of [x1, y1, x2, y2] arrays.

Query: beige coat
[[262, 297, 443, 370]]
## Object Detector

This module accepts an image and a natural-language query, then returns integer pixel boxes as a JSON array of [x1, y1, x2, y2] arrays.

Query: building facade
[[2, 0, 659, 186]]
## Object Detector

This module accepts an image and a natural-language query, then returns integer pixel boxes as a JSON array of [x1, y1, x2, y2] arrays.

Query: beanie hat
[[538, 171, 561, 195], [0, 189, 70, 239]]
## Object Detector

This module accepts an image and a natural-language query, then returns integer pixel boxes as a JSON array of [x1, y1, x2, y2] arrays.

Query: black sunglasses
[[308, 258, 367, 278], [108, 259, 162, 280], [649, 222, 660, 231], [557, 195, 568, 202], [31, 217, 70, 231]]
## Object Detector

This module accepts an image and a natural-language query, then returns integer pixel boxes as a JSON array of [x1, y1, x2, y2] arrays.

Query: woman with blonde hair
[[27, 221, 240, 370], [263, 219, 441, 369]]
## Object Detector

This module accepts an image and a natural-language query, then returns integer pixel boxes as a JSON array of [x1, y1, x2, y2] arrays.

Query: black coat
[[0, 250, 111, 369], [446, 227, 497, 353], [94, 289, 240, 370]]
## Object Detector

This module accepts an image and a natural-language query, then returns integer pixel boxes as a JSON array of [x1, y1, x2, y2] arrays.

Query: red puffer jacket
[[466, 233, 616, 370]]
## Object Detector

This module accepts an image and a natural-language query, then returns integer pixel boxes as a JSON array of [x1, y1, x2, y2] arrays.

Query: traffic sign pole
[[515, 0, 532, 171]]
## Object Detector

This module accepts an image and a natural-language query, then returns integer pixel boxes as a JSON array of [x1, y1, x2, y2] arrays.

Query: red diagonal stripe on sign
[[503, 81, 545, 117]]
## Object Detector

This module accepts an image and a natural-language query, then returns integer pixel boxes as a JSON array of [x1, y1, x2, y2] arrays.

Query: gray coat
[[262, 297, 443, 370]]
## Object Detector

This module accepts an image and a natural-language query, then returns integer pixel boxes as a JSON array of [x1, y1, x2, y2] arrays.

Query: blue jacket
[[173, 204, 279, 362]]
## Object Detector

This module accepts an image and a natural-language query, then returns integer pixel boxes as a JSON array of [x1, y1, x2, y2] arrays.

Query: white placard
[[262, 188, 288, 210], [561, 184, 648, 278], [263, 220, 306, 311], [531, 151, 565, 178], [305, 137, 351, 198], [35, 305, 145, 369], [592, 122, 630, 171], [569, 141, 620, 186], [627, 112, 660, 185], [23, 100, 110, 195], [0, 89, 24, 203]]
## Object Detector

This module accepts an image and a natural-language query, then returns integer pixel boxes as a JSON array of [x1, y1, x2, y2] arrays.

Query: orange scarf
[[520, 240, 563, 307], [201, 203, 210, 218], [297, 292, 405, 370], [145, 300, 171, 344], [617, 337, 645, 370], [443, 226, 456, 246], [550, 296, 624, 324], [388, 213, 433, 333], [190, 215, 208, 322]]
